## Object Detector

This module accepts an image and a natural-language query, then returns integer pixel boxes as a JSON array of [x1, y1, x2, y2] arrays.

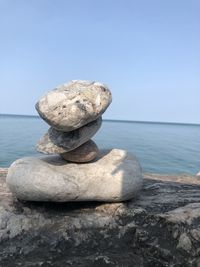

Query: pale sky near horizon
[[0, 0, 199, 123]]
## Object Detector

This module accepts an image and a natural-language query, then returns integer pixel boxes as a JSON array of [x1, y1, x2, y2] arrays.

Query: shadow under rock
[[15, 199, 106, 214]]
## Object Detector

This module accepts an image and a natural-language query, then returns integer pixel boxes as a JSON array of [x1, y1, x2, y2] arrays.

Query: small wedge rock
[[35, 80, 112, 132], [36, 117, 102, 154], [60, 140, 99, 163]]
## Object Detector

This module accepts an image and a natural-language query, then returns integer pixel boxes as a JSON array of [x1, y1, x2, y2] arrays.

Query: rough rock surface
[[1, 169, 200, 266], [60, 140, 99, 163], [36, 117, 102, 154], [35, 80, 112, 132], [6, 149, 142, 202]]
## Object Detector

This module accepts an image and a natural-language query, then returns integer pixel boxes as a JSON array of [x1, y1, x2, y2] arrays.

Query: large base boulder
[[6, 149, 143, 202]]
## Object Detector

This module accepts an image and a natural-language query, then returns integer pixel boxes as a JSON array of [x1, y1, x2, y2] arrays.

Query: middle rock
[[36, 117, 102, 154]]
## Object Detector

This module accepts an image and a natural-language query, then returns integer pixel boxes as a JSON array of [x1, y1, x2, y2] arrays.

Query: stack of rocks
[[6, 80, 143, 202], [35, 80, 109, 163]]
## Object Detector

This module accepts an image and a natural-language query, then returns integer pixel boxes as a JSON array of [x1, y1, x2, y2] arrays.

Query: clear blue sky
[[0, 0, 199, 123]]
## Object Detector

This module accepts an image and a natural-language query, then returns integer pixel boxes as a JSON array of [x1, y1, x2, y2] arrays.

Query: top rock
[[35, 80, 112, 132]]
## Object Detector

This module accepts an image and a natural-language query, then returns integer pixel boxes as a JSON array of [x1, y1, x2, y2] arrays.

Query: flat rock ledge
[[1, 169, 200, 266]]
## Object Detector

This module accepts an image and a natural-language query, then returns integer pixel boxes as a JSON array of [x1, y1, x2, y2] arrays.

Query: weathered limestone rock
[[6, 149, 142, 202], [35, 80, 112, 132], [1, 170, 200, 266], [60, 140, 99, 163], [36, 117, 102, 154]]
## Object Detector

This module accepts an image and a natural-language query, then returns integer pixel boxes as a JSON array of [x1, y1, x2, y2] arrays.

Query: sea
[[0, 114, 199, 175]]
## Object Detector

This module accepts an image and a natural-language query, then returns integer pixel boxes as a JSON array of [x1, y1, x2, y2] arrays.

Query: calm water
[[0, 114, 200, 175]]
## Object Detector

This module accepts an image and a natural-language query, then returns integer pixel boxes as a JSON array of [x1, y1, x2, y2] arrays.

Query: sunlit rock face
[[35, 80, 112, 132], [6, 149, 143, 202]]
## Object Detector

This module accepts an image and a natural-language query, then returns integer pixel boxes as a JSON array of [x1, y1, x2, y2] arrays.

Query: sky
[[0, 0, 199, 123]]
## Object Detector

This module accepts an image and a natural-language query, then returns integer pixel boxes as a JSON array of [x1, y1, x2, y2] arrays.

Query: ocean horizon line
[[0, 113, 200, 127]]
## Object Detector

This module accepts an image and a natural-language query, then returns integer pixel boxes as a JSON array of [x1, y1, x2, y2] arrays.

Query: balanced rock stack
[[35, 80, 107, 163], [6, 80, 143, 202]]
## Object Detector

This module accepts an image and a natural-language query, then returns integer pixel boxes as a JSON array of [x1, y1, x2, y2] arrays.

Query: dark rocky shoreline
[[0, 168, 200, 266]]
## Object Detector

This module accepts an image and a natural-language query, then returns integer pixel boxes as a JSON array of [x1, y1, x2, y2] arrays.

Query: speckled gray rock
[[6, 149, 143, 202], [60, 140, 99, 163], [35, 80, 112, 132], [36, 117, 102, 154]]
